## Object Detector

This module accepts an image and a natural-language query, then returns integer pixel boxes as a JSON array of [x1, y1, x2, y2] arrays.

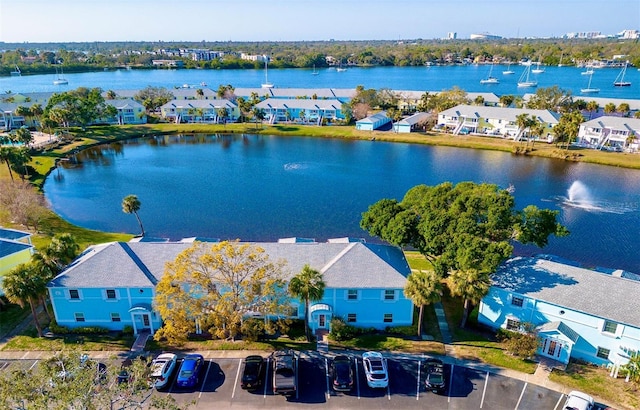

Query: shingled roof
[[491, 257, 640, 328], [48, 241, 410, 290]]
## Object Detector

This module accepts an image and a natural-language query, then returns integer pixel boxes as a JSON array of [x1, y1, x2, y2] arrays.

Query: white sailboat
[[613, 63, 631, 87], [480, 64, 499, 84], [558, 54, 564, 67], [53, 66, 68, 85], [502, 62, 515, 75], [581, 68, 594, 76], [261, 58, 273, 88], [336, 60, 347, 72], [311, 64, 319, 75], [517, 65, 538, 87], [580, 72, 600, 94], [531, 61, 545, 74], [10, 65, 21, 76]]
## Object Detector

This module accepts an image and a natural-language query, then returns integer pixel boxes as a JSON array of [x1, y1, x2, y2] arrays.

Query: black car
[[241, 355, 265, 390], [330, 355, 354, 392], [425, 359, 446, 393]]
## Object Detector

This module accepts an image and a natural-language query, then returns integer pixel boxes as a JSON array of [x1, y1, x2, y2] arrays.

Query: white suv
[[563, 390, 594, 410]]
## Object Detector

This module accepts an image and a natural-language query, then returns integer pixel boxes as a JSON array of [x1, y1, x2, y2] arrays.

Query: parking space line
[[514, 382, 528, 410], [416, 359, 421, 400], [231, 359, 242, 399], [198, 360, 213, 399], [324, 358, 330, 400], [480, 371, 489, 408], [355, 357, 361, 399], [553, 393, 565, 410], [20, 352, 29, 360], [387, 384, 391, 400], [0, 362, 9, 370], [448, 364, 455, 403], [295, 354, 299, 400], [263, 357, 270, 398], [29, 360, 39, 371]]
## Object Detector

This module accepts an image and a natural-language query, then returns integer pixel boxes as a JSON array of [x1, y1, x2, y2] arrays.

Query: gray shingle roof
[[440, 104, 560, 124], [48, 241, 410, 290], [492, 257, 640, 328]]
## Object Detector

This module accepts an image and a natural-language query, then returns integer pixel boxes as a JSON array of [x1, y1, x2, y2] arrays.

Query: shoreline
[[7, 121, 640, 249]]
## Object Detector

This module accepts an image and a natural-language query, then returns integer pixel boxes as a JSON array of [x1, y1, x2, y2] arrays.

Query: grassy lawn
[[550, 361, 640, 410], [440, 287, 538, 374], [3, 330, 135, 351]]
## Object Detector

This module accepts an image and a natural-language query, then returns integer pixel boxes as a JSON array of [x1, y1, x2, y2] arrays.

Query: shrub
[[285, 319, 306, 340], [49, 320, 70, 334], [329, 317, 361, 341], [71, 326, 110, 335], [504, 332, 539, 358], [122, 325, 134, 336], [385, 325, 417, 337], [241, 318, 265, 342]]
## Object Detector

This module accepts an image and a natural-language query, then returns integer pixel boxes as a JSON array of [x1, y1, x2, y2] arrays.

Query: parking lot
[[0, 351, 595, 409]]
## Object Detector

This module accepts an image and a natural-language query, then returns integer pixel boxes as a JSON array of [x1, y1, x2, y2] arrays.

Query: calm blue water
[[44, 134, 640, 274], [2, 65, 639, 99]]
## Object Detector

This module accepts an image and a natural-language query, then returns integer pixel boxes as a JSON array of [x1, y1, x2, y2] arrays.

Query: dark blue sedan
[[176, 354, 204, 389]]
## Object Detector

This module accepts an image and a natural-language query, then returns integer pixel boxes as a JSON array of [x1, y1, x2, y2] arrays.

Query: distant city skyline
[[1, 0, 639, 43]]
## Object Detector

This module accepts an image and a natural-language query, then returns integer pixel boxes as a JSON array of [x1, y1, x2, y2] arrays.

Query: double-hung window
[[384, 290, 395, 301]]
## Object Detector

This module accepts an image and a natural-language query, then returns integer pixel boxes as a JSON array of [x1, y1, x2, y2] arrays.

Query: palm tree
[[122, 194, 145, 236], [515, 113, 532, 144], [3, 264, 47, 337], [0, 146, 16, 181], [586, 101, 599, 120], [404, 270, 443, 337], [604, 103, 616, 115], [41, 233, 80, 272], [288, 265, 325, 342], [446, 269, 491, 328], [106, 90, 117, 100], [529, 117, 545, 148]]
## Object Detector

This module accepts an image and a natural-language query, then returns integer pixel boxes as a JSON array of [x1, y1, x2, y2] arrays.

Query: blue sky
[[1, 0, 638, 43]]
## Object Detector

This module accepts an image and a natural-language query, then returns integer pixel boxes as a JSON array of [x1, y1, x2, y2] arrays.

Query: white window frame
[[506, 318, 521, 331], [346, 289, 358, 301], [383, 289, 396, 301], [105, 289, 118, 300], [511, 296, 524, 307], [68, 289, 81, 300], [383, 313, 393, 323], [596, 346, 611, 360], [602, 320, 618, 335], [111, 312, 121, 322], [347, 313, 357, 323], [74, 312, 85, 322]]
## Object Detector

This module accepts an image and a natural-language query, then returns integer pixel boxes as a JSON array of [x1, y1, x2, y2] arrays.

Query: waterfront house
[[577, 116, 640, 151], [356, 112, 391, 131], [254, 98, 345, 124], [478, 256, 640, 372], [235, 88, 356, 103], [437, 104, 559, 139], [393, 112, 431, 133], [160, 99, 239, 124], [47, 238, 413, 335], [0, 228, 34, 294], [104, 99, 147, 125]]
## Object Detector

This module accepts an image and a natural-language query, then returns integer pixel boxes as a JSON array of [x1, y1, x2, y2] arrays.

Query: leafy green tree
[[41, 233, 80, 272], [361, 182, 568, 325], [288, 265, 326, 342], [617, 103, 630, 116], [499, 94, 515, 108], [252, 107, 265, 128], [403, 269, 442, 337], [133, 86, 173, 112], [122, 194, 145, 236], [9, 146, 31, 179], [623, 350, 640, 383], [154, 241, 289, 343], [525, 86, 571, 111]]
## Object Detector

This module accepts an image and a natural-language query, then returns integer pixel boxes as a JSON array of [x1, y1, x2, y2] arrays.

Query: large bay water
[[2, 65, 639, 99], [45, 134, 640, 274]]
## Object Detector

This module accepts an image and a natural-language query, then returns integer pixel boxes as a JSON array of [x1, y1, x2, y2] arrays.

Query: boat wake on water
[[283, 162, 309, 171]]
